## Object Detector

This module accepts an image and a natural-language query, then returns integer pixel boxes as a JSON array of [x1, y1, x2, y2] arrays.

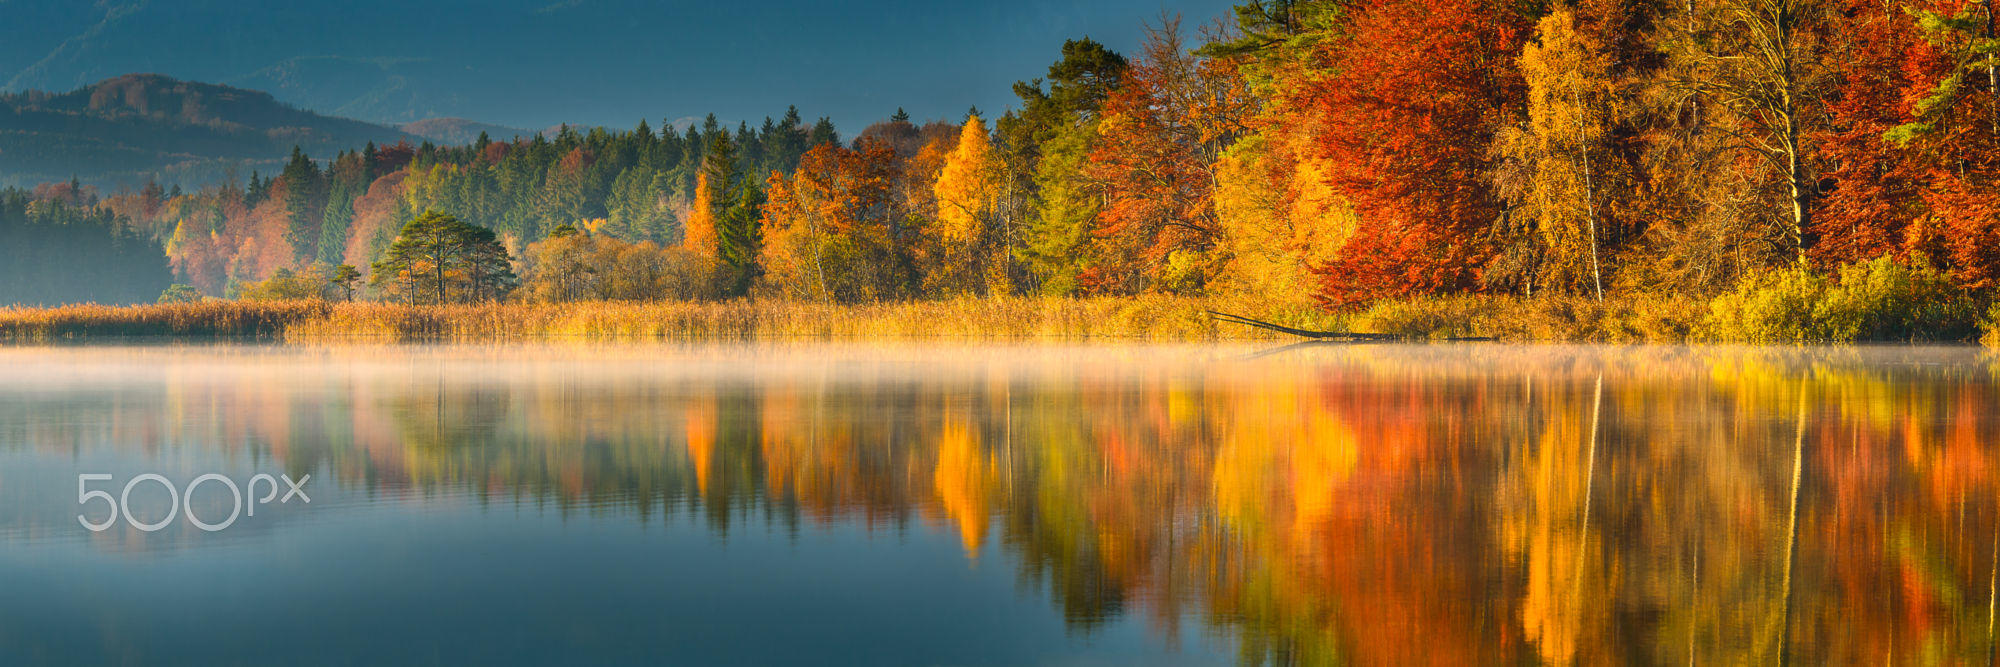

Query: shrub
[[237, 267, 331, 302], [157, 284, 205, 304], [520, 232, 716, 303], [1700, 266, 1831, 342], [1701, 256, 1978, 343], [1819, 256, 1977, 341], [1978, 304, 2000, 348], [1348, 295, 1497, 339], [1346, 293, 1704, 342]]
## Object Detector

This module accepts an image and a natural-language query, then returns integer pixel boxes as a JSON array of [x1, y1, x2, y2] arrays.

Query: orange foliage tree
[[1084, 19, 1253, 294], [682, 172, 720, 262], [760, 140, 907, 301]]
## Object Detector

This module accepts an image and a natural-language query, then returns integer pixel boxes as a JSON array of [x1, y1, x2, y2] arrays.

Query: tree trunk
[[1578, 125, 1605, 301], [1784, 3, 1810, 262], [1787, 143, 1809, 262], [1776, 378, 1807, 666], [1988, 0, 1998, 139]]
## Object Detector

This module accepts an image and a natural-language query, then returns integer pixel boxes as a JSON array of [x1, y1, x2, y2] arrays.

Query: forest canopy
[[0, 185, 172, 305], [12, 0, 2000, 319]]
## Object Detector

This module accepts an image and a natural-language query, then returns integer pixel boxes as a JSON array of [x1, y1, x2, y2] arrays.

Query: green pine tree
[[280, 146, 327, 262]]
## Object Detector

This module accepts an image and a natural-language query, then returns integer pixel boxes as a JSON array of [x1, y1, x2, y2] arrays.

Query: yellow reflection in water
[[7, 344, 2000, 664]]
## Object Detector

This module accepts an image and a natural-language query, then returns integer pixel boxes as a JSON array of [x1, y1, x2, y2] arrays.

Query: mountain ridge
[[399, 117, 533, 145], [0, 74, 532, 189]]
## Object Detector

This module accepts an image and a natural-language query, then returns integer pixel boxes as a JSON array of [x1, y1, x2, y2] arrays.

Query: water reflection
[[2, 343, 1998, 664]]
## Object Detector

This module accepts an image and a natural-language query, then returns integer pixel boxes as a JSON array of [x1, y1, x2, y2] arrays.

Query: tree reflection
[[9, 345, 2000, 664]]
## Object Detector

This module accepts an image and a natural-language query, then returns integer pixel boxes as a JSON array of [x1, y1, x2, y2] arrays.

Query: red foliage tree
[[1815, 0, 2000, 286], [1813, 1, 1952, 264], [371, 140, 417, 175], [479, 140, 512, 166], [1297, 0, 1538, 307]]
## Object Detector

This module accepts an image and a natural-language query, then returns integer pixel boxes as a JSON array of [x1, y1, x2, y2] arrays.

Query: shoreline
[[2, 294, 1992, 345], [0, 297, 1327, 344]]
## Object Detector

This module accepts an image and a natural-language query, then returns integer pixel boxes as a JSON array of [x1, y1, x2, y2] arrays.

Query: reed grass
[[1349, 293, 1708, 343], [0, 300, 336, 341], [0, 296, 1341, 343], [4, 283, 1984, 344]]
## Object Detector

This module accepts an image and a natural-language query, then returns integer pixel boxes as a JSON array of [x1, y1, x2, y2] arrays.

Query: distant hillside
[[0, 74, 417, 189], [227, 55, 469, 125], [401, 117, 532, 145]]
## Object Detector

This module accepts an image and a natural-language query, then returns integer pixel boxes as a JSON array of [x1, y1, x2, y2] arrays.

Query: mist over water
[[2, 343, 1997, 664]]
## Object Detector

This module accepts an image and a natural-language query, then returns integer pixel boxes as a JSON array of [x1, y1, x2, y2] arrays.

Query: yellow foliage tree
[[901, 134, 953, 222], [1211, 132, 1354, 307], [759, 172, 813, 297], [1494, 8, 1617, 299], [931, 113, 1007, 296], [682, 172, 720, 261]]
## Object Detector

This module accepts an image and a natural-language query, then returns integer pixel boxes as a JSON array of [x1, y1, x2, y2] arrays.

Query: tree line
[[33, 0, 2000, 310], [0, 183, 172, 305]]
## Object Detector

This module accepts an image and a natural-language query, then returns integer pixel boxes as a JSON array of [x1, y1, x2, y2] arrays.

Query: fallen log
[[1208, 310, 1494, 342]]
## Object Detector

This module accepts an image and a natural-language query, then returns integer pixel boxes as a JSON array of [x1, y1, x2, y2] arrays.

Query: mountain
[[0, 73, 417, 189], [400, 117, 532, 145], [226, 56, 475, 125]]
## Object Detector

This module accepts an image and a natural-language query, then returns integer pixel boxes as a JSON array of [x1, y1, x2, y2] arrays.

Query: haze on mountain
[[398, 117, 533, 146]]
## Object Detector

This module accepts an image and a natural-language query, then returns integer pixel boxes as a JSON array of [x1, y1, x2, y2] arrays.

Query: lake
[[1, 343, 1996, 664]]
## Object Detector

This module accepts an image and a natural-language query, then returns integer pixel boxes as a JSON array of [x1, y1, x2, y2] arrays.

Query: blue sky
[[0, 0, 1233, 132]]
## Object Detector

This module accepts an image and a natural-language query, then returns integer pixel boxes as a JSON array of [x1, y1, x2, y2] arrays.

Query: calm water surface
[[2, 343, 1998, 664]]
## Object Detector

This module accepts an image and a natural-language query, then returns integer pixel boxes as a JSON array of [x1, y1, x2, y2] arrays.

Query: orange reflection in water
[[6, 343, 2000, 664]]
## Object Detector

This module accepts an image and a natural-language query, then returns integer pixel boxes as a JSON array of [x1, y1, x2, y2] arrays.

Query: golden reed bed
[[8, 289, 1985, 344], [0, 297, 1334, 342]]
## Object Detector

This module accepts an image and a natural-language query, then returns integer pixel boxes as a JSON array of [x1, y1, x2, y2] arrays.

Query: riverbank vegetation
[[4, 271, 1995, 343], [7, 1, 2000, 344], [0, 297, 1330, 342]]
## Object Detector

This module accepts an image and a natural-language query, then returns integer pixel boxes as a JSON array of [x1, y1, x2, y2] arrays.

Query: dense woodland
[[11, 0, 2000, 316], [0, 185, 172, 305]]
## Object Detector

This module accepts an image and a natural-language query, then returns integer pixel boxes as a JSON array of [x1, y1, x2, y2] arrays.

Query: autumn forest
[[5, 0, 2000, 341], [12, 2, 2000, 661]]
